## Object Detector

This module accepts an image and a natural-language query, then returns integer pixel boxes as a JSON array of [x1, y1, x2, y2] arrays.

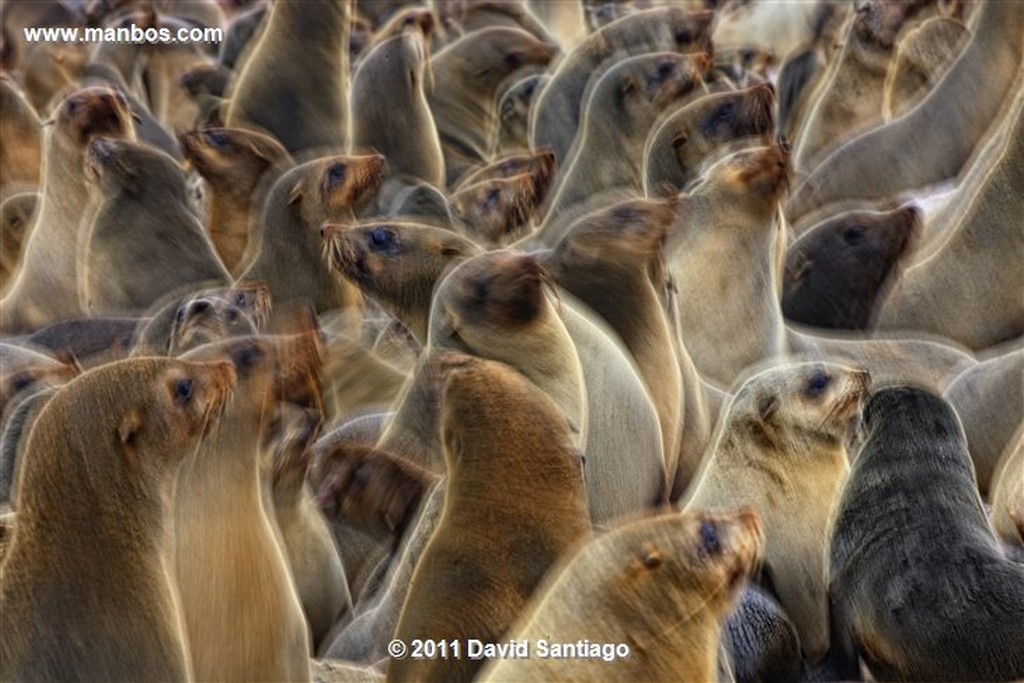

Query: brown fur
[[0, 357, 235, 682], [0, 193, 38, 291], [388, 353, 591, 683], [0, 76, 42, 199]]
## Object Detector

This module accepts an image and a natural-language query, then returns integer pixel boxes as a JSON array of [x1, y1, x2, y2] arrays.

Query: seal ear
[[757, 393, 779, 423], [119, 409, 144, 453], [288, 181, 304, 206], [787, 252, 811, 286], [672, 130, 689, 150], [248, 142, 270, 162], [620, 72, 638, 95]]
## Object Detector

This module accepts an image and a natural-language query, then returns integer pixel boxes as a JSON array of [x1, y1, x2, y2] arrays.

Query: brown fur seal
[[453, 147, 556, 192], [324, 220, 482, 345], [536, 51, 709, 233], [449, 172, 547, 247], [479, 507, 764, 683], [0, 193, 37, 291], [944, 349, 1024, 496], [175, 337, 312, 681], [0, 87, 134, 333], [351, 27, 444, 189], [428, 26, 558, 186], [786, 0, 1024, 221], [782, 206, 921, 331], [883, 16, 969, 121], [180, 126, 293, 274], [684, 362, 870, 664], [0, 76, 42, 199], [643, 82, 776, 196], [494, 73, 548, 155], [388, 353, 591, 683], [794, 0, 935, 172], [876, 87, 1024, 350], [0, 357, 235, 682], [828, 386, 1024, 681], [225, 0, 349, 154], [529, 7, 715, 166], [667, 142, 791, 387], [238, 153, 387, 314], [540, 196, 684, 490], [990, 424, 1024, 546], [25, 316, 139, 367], [80, 137, 230, 316]]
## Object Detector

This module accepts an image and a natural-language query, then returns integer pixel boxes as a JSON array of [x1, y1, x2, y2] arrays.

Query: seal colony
[[0, 1, 1019, 682]]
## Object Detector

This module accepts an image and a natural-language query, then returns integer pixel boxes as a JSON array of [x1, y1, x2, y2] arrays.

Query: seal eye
[[205, 131, 230, 148], [805, 371, 831, 398], [11, 373, 34, 392], [485, 188, 501, 211], [741, 49, 756, 64], [236, 345, 263, 370], [328, 163, 347, 186], [174, 378, 194, 406], [700, 521, 720, 555], [674, 29, 692, 45], [175, 306, 187, 323], [226, 307, 239, 323], [714, 103, 734, 123], [657, 60, 675, 79], [369, 227, 393, 250], [234, 292, 248, 307], [843, 226, 866, 245]]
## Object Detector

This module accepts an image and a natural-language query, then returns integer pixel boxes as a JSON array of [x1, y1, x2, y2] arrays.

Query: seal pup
[[80, 137, 230, 316], [0, 87, 134, 333], [644, 82, 776, 196], [829, 386, 1024, 681], [351, 26, 444, 190], [388, 353, 591, 683], [238, 153, 386, 314], [0, 357, 235, 682], [175, 338, 312, 681], [428, 26, 558, 186], [782, 206, 921, 331], [179, 126, 293, 274], [684, 362, 870, 664], [529, 6, 715, 166], [786, 0, 1024, 221], [225, 0, 350, 154], [479, 508, 764, 683]]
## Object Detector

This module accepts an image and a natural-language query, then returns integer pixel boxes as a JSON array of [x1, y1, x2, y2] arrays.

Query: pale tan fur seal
[[786, 0, 1024, 221], [179, 126, 293, 274], [479, 507, 764, 683], [882, 16, 968, 121], [388, 353, 591, 683], [0, 357, 235, 682], [238, 153, 387, 314], [684, 362, 870, 664], [0, 87, 135, 333], [175, 338, 312, 681], [225, 0, 350, 154]]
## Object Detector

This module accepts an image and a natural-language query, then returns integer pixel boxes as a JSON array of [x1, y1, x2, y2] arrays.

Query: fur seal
[[351, 27, 444, 190], [225, 0, 350, 154], [179, 126, 293, 274], [388, 353, 591, 683], [0, 76, 42, 199], [0, 357, 235, 682], [684, 362, 871, 664], [944, 349, 1024, 495], [529, 7, 715, 166], [450, 172, 548, 247], [794, 0, 934, 172], [0, 193, 37, 291], [26, 316, 139, 366], [175, 338, 312, 681], [494, 73, 548, 155], [218, 2, 267, 70], [782, 206, 921, 331], [990, 424, 1024, 546], [875, 86, 1024, 350], [0, 87, 134, 333], [829, 385, 1024, 681], [667, 142, 791, 387], [786, 0, 1024, 221], [479, 508, 764, 683], [324, 221, 482, 346], [643, 82, 776, 196], [723, 585, 802, 683], [428, 26, 558, 186], [883, 15, 969, 121], [453, 147, 556, 193], [536, 51, 709, 232], [80, 137, 230, 316], [238, 153, 387, 314]]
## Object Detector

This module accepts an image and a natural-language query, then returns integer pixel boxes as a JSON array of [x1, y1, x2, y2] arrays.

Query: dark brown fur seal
[[388, 353, 591, 683], [225, 0, 350, 154], [782, 206, 921, 331], [80, 137, 230, 316], [829, 386, 1024, 681], [238, 153, 387, 314], [180, 126, 293, 274], [0, 357, 235, 682]]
